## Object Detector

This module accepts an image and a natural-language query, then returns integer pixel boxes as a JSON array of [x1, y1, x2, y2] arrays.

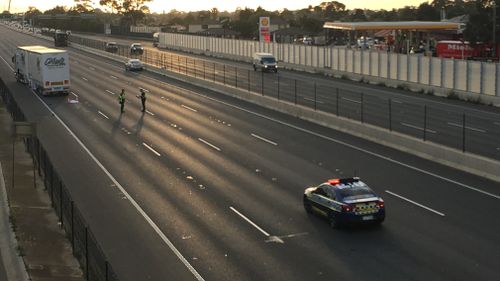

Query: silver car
[[125, 59, 143, 71]]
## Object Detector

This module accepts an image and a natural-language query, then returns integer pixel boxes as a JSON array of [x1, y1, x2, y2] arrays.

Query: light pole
[[493, 0, 497, 57]]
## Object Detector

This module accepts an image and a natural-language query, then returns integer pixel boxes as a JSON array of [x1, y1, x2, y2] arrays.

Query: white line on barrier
[[341, 97, 361, 104], [447, 122, 486, 133], [401, 122, 436, 134], [303, 97, 325, 104], [142, 142, 161, 157], [181, 105, 198, 112], [230, 206, 270, 237], [385, 190, 445, 217], [251, 133, 278, 146], [198, 138, 221, 151], [98, 111, 109, 119]]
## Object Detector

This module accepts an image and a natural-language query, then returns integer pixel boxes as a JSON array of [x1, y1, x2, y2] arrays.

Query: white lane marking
[[105, 90, 116, 95], [198, 138, 221, 152], [277, 232, 309, 239], [110, 75, 118, 79], [385, 190, 445, 217], [98, 111, 109, 120], [181, 105, 198, 112], [447, 122, 486, 133], [251, 133, 278, 146], [81, 77, 88, 81], [176, 89, 500, 201], [89, 66, 95, 71], [145, 110, 155, 116], [393, 100, 403, 104], [341, 97, 361, 104], [139, 87, 149, 92], [303, 97, 325, 104], [0, 53, 206, 279], [71, 92, 78, 98], [142, 142, 161, 157], [494, 122, 500, 126], [401, 122, 437, 134], [230, 206, 270, 237], [15, 46, 496, 201]]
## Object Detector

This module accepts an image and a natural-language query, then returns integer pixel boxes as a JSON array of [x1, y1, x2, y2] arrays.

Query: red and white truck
[[13, 45, 70, 95]]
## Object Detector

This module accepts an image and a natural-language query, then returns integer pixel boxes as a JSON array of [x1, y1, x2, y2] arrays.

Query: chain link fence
[[0, 77, 119, 281]]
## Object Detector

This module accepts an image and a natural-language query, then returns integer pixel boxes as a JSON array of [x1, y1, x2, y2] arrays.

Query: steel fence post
[[71, 201, 74, 253], [423, 105, 427, 141], [59, 183, 63, 227], [223, 64, 226, 85], [261, 71, 264, 96], [336, 88, 339, 116], [314, 82, 317, 110], [360, 92, 364, 123], [185, 57, 188, 75], [213, 63, 216, 82], [203, 61, 206, 80], [277, 75, 280, 100], [248, 70, 251, 92], [85, 227, 89, 279], [389, 98, 392, 131], [235, 67, 238, 88], [105, 261, 109, 281], [462, 113, 466, 152], [294, 79, 297, 104]]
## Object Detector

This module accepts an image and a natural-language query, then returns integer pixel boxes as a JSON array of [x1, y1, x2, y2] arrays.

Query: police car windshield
[[339, 187, 375, 200], [262, 57, 276, 63]]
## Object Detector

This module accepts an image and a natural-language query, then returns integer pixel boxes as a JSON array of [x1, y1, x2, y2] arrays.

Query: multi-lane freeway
[[1, 24, 500, 281]]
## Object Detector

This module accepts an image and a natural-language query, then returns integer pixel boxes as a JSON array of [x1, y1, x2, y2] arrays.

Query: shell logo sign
[[259, 17, 271, 42]]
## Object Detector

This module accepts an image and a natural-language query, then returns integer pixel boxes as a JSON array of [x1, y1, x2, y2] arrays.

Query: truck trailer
[[13, 46, 70, 96]]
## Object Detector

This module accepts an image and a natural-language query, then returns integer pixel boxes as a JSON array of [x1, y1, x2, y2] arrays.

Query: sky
[[3, 0, 428, 13]]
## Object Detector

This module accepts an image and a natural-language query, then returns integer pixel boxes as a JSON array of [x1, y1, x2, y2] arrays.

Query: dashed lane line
[[142, 142, 161, 157], [385, 190, 445, 217], [251, 133, 278, 146], [198, 138, 221, 152]]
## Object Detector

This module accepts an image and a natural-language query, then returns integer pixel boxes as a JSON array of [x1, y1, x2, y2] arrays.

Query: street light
[[493, 0, 497, 57]]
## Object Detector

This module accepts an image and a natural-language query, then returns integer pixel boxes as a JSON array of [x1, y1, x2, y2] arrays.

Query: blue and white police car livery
[[303, 177, 385, 228]]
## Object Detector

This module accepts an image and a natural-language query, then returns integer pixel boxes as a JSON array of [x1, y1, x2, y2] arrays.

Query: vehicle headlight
[[264, 65, 268, 68]]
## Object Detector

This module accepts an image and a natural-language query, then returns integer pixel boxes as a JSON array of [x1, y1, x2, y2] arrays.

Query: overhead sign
[[259, 17, 270, 43]]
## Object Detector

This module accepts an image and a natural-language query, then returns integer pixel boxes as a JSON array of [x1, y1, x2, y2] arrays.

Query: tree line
[[18, 0, 500, 45]]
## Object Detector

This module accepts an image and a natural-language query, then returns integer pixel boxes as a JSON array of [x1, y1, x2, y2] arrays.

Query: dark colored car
[[105, 42, 119, 53], [303, 177, 385, 228], [130, 43, 144, 55]]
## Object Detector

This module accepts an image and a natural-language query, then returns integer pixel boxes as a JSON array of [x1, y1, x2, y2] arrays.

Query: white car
[[125, 59, 143, 71]]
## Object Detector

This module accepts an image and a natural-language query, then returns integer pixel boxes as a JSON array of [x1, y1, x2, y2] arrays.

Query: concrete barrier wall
[[160, 33, 500, 97]]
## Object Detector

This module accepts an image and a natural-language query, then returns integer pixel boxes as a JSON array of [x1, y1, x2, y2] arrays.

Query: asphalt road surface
[[71, 32, 500, 161], [1, 24, 500, 281]]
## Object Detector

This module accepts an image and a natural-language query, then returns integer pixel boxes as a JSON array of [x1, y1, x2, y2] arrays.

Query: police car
[[303, 177, 385, 228]]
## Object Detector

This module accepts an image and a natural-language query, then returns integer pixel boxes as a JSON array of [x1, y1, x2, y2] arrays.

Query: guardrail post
[[194, 60, 197, 78], [223, 65, 226, 85], [213, 64, 216, 82], [235, 67, 238, 88], [203, 61, 206, 80], [185, 57, 188, 75]]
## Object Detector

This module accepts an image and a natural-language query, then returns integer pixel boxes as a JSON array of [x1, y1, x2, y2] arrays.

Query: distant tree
[[99, 0, 152, 25], [44, 6, 67, 15], [397, 6, 417, 20], [416, 3, 439, 20], [463, 0, 498, 46], [24, 6, 42, 21], [210, 7, 219, 20], [72, 0, 95, 13]]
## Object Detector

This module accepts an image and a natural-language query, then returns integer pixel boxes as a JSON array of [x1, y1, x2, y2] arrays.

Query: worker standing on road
[[118, 89, 126, 113], [137, 88, 147, 112]]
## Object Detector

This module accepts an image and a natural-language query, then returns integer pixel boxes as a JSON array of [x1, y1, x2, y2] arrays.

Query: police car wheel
[[328, 213, 339, 229]]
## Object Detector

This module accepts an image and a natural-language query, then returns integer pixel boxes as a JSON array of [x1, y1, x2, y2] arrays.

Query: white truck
[[13, 46, 70, 95]]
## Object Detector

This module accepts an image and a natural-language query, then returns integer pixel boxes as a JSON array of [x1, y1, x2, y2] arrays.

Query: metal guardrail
[[69, 35, 500, 162], [0, 77, 119, 281]]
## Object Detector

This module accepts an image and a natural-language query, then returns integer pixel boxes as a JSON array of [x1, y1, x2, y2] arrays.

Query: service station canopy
[[323, 21, 462, 31]]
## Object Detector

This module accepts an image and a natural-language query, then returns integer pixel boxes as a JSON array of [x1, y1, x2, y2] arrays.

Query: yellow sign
[[260, 18, 269, 27]]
